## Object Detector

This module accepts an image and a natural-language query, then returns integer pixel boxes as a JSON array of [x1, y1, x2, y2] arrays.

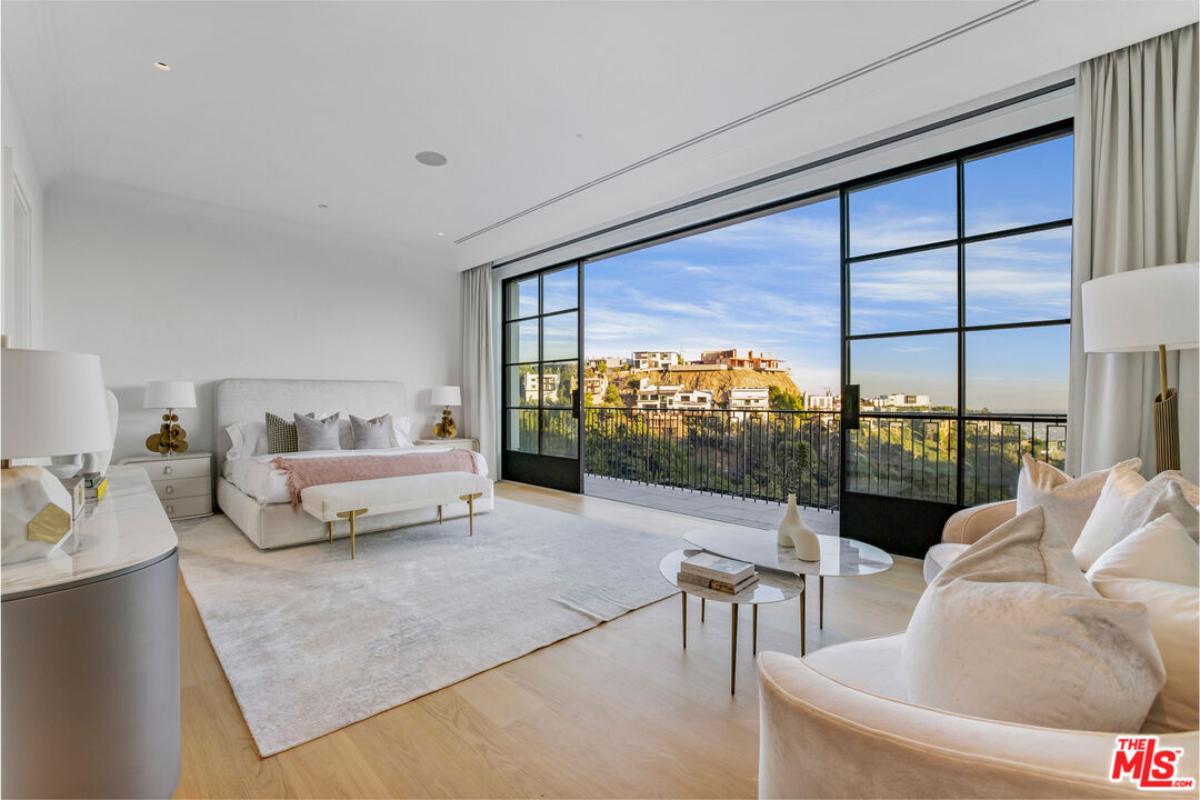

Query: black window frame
[[840, 119, 1074, 506]]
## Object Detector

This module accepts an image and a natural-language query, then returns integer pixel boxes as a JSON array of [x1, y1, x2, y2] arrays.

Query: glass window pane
[[541, 410, 578, 457], [965, 228, 1071, 326], [542, 266, 577, 314], [966, 326, 1068, 414], [849, 166, 956, 256], [504, 320, 538, 364], [845, 417, 957, 503], [542, 312, 577, 361], [505, 365, 538, 407], [965, 135, 1073, 236], [540, 361, 578, 408], [962, 417, 1067, 506], [850, 247, 957, 334], [850, 333, 957, 411], [505, 277, 538, 320], [506, 409, 538, 453]]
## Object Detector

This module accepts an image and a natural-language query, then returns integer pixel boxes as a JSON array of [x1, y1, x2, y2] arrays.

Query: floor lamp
[[1082, 262, 1199, 473]]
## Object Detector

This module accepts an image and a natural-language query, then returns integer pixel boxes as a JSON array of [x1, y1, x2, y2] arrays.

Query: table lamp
[[144, 380, 196, 455], [1, 348, 112, 563], [431, 385, 462, 439], [1082, 262, 1199, 472]]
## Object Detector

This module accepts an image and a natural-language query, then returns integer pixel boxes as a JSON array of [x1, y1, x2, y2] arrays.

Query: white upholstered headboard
[[214, 378, 408, 471]]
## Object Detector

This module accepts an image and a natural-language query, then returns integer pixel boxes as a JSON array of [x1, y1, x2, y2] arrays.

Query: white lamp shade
[[143, 380, 196, 409], [431, 385, 462, 407], [1, 348, 113, 459], [1082, 262, 1199, 353]]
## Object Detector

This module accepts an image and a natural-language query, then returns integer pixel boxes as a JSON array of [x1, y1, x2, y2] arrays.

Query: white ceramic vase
[[778, 493, 821, 561]]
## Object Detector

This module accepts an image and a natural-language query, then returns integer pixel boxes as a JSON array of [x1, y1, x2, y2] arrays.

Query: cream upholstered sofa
[[757, 501, 1200, 798], [757, 635, 1199, 798], [923, 499, 1015, 582]]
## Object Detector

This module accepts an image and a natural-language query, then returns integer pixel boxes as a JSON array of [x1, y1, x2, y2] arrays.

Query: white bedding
[[223, 446, 490, 505]]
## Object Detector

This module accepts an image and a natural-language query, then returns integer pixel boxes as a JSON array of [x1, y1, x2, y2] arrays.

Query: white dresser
[[120, 451, 213, 519], [414, 438, 478, 452]]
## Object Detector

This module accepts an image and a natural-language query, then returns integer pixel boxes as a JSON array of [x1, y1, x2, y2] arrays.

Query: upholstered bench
[[301, 472, 493, 558]]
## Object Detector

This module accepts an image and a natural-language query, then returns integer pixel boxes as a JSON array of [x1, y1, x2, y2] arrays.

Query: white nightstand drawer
[[152, 476, 209, 501], [162, 495, 212, 520], [142, 458, 210, 481]]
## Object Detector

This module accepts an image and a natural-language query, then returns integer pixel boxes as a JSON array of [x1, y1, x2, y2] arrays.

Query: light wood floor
[[174, 482, 926, 799]]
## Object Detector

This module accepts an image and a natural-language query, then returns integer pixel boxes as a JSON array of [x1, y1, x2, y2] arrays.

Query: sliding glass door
[[501, 263, 583, 491]]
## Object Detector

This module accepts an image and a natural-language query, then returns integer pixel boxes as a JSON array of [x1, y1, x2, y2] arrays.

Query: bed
[[215, 378, 494, 549]]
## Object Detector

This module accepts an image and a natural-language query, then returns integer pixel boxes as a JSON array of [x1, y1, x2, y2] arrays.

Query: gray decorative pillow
[[350, 414, 393, 450], [294, 412, 341, 451], [266, 411, 312, 454]]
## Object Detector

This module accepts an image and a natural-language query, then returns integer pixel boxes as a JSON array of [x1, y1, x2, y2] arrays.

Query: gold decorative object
[[146, 410, 189, 454], [434, 409, 457, 439], [1154, 345, 1180, 472], [28, 503, 71, 544]]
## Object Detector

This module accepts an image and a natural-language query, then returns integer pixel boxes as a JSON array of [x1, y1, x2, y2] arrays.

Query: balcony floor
[[583, 474, 839, 536]]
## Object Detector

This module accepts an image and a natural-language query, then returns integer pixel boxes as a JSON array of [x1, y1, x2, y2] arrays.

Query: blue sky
[[584, 134, 1073, 413]]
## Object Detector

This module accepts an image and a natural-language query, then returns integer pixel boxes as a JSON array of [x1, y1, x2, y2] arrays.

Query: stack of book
[[678, 552, 758, 594]]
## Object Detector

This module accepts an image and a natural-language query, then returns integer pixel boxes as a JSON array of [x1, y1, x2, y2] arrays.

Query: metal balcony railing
[[583, 407, 1067, 510]]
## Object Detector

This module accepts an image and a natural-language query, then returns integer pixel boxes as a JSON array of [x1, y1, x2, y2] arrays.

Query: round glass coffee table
[[685, 527, 892, 654], [660, 548, 804, 695]]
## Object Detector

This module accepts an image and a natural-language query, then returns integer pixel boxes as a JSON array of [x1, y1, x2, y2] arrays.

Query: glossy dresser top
[[2, 466, 178, 599]]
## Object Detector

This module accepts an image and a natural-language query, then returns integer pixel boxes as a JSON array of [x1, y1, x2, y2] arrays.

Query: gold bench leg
[[335, 508, 368, 559], [327, 521, 333, 544], [458, 492, 483, 536], [438, 504, 443, 524]]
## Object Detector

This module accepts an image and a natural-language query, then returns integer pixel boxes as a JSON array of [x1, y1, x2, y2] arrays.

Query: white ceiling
[[3, 1, 1197, 270]]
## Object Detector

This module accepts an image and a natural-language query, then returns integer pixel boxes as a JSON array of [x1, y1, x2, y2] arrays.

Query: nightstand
[[119, 451, 213, 519], [414, 438, 478, 452]]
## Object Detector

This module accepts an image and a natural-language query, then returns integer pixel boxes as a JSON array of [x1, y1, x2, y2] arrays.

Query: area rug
[[177, 498, 680, 756]]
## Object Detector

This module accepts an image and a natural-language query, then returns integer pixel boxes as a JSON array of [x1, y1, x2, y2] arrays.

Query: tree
[[596, 361, 607, 374], [604, 384, 623, 406], [769, 386, 804, 411]]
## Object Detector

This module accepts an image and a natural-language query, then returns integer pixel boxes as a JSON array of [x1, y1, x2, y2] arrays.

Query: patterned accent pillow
[[266, 411, 315, 454]]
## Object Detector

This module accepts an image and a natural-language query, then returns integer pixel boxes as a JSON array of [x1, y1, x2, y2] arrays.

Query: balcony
[[583, 407, 1067, 530]]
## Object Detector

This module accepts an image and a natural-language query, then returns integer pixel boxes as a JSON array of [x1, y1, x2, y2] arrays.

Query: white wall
[[43, 178, 459, 461], [2, 64, 45, 347]]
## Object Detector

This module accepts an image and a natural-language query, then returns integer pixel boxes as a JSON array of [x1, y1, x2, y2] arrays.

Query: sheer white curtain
[[460, 264, 497, 472], [1067, 24, 1199, 481]]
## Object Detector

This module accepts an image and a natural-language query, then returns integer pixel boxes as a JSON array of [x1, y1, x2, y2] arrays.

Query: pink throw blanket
[[272, 451, 480, 508]]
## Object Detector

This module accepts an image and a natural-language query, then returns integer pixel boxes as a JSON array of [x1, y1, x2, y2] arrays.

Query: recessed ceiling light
[[415, 151, 448, 167], [437, 232, 445, 237], [317, 203, 328, 209], [153, 61, 171, 72]]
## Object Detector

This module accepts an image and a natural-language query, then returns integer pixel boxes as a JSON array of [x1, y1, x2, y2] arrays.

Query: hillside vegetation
[[601, 367, 802, 406]]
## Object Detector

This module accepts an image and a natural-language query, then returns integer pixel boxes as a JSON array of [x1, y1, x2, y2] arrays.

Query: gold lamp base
[[1153, 344, 1181, 473], [146, 409, 190, 455], [1154, 387, 1180, 473], [433, 407, 457, 439]]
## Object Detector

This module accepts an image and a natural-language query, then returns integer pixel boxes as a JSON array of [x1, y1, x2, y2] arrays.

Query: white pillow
[[1016, 455, 1141, 547], [390, 415, 413, 448], [903, 505, 1165, 732], [1087, 514, 1199, 733], [225, 420, 268, 460], [1073, 461, 1147, 569], [1075, 470, 1200, 570]]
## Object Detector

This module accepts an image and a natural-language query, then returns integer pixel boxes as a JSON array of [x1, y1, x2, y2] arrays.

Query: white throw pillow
[[1073, 462, 1148, 569], [1087, 514, 1199, 733], [390, 415, 414, 448], [1016, 455, 1141, 547], [1075, 470, 1200, 570], [903, 505, 1165, 732], [225, 420, 268, 460]]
